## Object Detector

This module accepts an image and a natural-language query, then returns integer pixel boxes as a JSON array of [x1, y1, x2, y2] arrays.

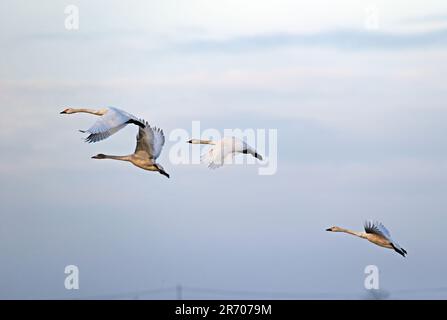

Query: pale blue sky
[[1, 1, 447, 299]]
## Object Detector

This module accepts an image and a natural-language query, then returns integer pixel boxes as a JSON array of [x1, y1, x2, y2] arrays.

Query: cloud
[[401, 13, 447, 24], [9, 24, 447, 57], [179, 28, 447, 52]]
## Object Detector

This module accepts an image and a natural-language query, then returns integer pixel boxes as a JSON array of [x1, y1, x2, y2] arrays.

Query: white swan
[[91, 121, 169, 178], [187, 137, 263, 169], [60, 107, 144, 143], [326, 221, 407, 257]]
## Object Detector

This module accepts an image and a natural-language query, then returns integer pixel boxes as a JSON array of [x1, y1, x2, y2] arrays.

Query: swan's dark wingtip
[[161, 171, 170, 179], [127, 119, 146, 128], [391, 243, 407, 258]]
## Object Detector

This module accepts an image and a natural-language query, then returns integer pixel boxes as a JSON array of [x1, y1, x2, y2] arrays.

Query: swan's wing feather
[[149, 127, 165, 159], [135, 122, 165, 159], [201, 147, 222, 169], [85, 123, 127, 143], [364, 220, 392, 240], [84, 107, 142, 143], [365, 221, 406, 256], [200, 139, 235, 169]]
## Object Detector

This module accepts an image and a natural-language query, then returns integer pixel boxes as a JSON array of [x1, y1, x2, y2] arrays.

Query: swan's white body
[[91, 121, 169, 178], [326, 221, 407, 257], [188, 137, 263, 169], [60, 107, 144, 143]]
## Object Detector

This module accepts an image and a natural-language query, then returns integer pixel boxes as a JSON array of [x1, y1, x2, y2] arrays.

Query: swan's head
[[326, 226, 342, 232], [91, 154, 107, 159], [60, 108, 74, 114], [187, 139, 213, 145]]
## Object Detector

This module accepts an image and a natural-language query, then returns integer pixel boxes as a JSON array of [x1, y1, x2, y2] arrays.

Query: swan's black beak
[[326, 228, 332, 232], [187, 140, 192, 144], [60, 110, 67, 114]]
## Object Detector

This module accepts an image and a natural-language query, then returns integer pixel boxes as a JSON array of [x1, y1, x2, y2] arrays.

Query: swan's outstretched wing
[[134, 122, 165, 160], [201, 147, 229, 169], [201, 138, 239, 169], [364, 221, 392, 240], [84, 107, 144, 143], [365, 221, 407, 257]]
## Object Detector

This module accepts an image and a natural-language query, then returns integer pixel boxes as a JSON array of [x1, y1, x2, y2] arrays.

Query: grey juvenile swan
[[60, 106, 144, 143], [91, 121, 170, 178], [326, 221, 407, 257]]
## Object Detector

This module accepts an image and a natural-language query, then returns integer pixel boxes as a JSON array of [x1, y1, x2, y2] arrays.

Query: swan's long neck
[[70, 108, 106, 116], [339, 228, 366, 239], [101, 155, 132, 162], [190, 139, 215, 145]]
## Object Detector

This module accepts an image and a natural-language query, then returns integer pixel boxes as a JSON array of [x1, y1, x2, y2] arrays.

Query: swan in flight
[[187, 137, 263, 169], [326, 221, 407, 257], [60, 107, 144, 143], [91, 121, 170, 178]]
